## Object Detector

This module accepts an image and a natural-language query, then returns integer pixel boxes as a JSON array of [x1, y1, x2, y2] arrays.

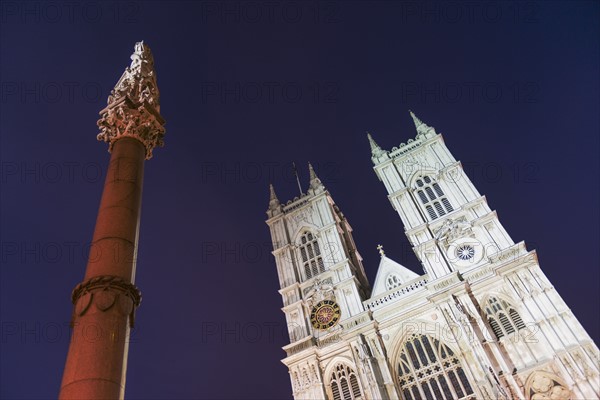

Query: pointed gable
[[371, 256, 421, 298]]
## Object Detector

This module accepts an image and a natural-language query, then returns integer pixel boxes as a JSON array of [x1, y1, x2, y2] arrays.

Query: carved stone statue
[[434, 216, 474, 245], [303, 278, 334, 310]]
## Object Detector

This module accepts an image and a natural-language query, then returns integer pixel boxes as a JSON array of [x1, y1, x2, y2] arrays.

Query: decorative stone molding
[[71, 275, 142, 328], [290, 361, 322, 393], [354, 342, 376, 385], [572, 350, 596, 379], [284, 337, 315, 356], [365, 276, 428, 310], [398, 153, 437, 183], [292, 214, 316, 237], [465, 265, 494, 284], [97, 41, 166, 159], [584, 343, 600, 369], [283, 196, 310, 212], [342, 313, 370, 331], [486, 366, 510, 399], [317, 331, 343, 348], [524, 370, 571, 400]]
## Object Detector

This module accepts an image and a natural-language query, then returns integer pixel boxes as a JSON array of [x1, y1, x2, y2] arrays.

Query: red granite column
[[59, 137, 144, 399], [59, 42, 165, 400]]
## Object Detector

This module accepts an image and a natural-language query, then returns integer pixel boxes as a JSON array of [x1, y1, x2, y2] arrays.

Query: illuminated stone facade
[[266, 112, 599, 400]]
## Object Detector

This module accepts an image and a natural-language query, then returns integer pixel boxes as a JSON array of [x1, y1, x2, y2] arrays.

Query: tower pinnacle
[[308, 162, 321, 188], [367, 131, 382, 154], [308, 162, 325, 194], [366, 132, 388, 164], [267, 184, 283, 217], [269, 183, 280, 207], [409, 110, 423, 128], [97, 41, 166, 159], [408, 110, 435, 137]]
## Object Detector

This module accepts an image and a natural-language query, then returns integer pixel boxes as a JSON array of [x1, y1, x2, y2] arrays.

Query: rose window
[[456, 244, 475, 260]]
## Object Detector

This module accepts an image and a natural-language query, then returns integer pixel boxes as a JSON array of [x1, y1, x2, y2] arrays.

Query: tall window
[[485, 296, 526, 340], [299, 232, 325, 280], [330, 364, 362, 400], [396, 334, 474, 400], [414, 175, 454, 220]]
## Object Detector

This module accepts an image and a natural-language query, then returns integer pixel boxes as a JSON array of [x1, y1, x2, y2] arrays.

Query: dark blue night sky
[[1, 1, 598, 399]]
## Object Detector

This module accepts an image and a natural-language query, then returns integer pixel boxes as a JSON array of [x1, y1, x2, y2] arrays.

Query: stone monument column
[[59, 41, 165, 400]]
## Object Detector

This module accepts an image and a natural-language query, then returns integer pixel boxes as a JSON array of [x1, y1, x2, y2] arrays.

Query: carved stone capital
[[71, 275, 142, 328], [97, 41, 165, 159]]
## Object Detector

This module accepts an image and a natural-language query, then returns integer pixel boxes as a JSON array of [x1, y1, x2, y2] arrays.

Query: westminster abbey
[[266, 112, 599, 400]]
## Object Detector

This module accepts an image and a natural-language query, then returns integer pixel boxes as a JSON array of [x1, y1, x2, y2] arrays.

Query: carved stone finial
[[97, 41, 166, 160], [308, 162, 317, 181], [409, 110, 422, 127], [377, 244, 385, 257], [367, 132, 382, 154], [367, 132, 389, 164], [409, 110, 436, 138], [267, 183, 283, 217], [367, 132, 388, 164], [269, 184, 280, 208]]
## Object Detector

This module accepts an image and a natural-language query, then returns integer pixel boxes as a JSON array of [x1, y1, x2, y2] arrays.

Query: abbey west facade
[[265, 112, 600, 400]]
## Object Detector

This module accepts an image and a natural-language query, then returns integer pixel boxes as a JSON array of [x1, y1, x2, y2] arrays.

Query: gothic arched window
[[485, 296, 526, 340], [330, 364, 362, 400], [414, 175, 454, 221], [299, 232, 325, 280], [396, 334, 474, 400]]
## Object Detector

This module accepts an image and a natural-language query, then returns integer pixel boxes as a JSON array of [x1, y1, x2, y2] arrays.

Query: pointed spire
[[269, 183, 279, 203], [307, 162, 325, 193], [366, 131, 388, 165], [268, 183, 280, 208], [408, 110, 435, 138], [308, 162, 318, 182], [367, 131, 382, 153], [267, 183, 282, 217], [409, 110, 423, 129]]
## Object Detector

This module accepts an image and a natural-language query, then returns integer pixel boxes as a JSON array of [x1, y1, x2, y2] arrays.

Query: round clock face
[[310, 300, 341, 330]]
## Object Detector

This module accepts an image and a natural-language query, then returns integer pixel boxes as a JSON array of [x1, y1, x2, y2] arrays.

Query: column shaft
[[59, 137, 145, 400]]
